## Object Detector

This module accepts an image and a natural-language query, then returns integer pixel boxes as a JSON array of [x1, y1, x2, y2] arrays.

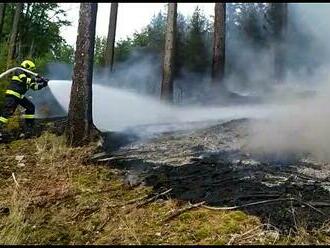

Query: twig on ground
[[308, 202, 330, 207], [12, 172, 19, 188], [228, 223, 280, 245], [162, 201, 206, 222], [296, 200, 327, 216], [202, 198, 328, 216], [162, 196, 328, 223], [290, 200, 298, 231], [227, 224, 266, 245], [72, 206, 100, 221], [136, 188, 172, 208], [106, 188, 172, 212], [106, 194, 153, 208], [119, 214, 141, 245], [202, 198, 296, 210]]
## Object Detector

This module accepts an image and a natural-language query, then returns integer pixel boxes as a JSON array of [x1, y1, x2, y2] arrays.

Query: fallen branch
[[163, 193, 330, 223], [136, 188, 172, 208], [202, 198, 297, 211], [106, 188, 173, 210], [162, 201, 206, 222], [296, 199, 326, 216], [72, 206, 100, 221], [202, 198, 327, 216], [307, 201, 330, 207]]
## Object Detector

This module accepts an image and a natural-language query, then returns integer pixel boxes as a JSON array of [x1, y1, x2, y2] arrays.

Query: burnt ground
[[2, 116, 329, 234], [93, 118, 330, 234]]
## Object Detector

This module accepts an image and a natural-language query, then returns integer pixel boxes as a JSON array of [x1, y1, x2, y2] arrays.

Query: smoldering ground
[[35, 3, 330, 163], [246, 3, 330, 162]]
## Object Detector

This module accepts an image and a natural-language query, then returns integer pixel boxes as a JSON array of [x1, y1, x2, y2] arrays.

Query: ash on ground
[[95, 118, 330, 233]]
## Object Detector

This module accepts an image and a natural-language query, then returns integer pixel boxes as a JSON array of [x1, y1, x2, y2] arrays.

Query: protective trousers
[[0, 95, 35, 128]]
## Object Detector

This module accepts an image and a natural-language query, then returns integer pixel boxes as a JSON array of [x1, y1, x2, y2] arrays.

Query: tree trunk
[[66, 3, 98, 147], [28, 38, 35, 58], [104, 3, 118, 70], [160, 3, 177, 103], [211, 3, 226, 85], [25, 3, 30, 17], [7, 3, 23, 69], [17, 33, 22, 61], [0, 3, 6, 38], [270, 3, 288, 84]]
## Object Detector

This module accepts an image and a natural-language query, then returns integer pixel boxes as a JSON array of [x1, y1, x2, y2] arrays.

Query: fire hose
[[0, 66, 49, 85], [0, 67, 39, 79]]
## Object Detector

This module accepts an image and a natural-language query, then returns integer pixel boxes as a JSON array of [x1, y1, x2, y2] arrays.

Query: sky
[[59, 3, 215, 47]]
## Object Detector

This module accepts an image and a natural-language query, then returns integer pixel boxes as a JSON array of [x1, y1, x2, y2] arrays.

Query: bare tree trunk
[[160, 3, 177, 103], [104, 3, 118, 70], [66, 3, 98, 147], [28, 38, 35, 58], [7, 3, 23, 69], [0, 3, 6, 38], [270, 3, 288, 84], [17, 33, 22, 61], [211, 3, 226, 85]]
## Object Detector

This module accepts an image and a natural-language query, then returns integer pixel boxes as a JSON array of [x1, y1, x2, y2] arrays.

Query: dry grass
[[0, 132, 329, 245]]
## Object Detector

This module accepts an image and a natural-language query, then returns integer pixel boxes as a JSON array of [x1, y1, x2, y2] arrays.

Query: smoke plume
[[41, 3, 330, 162]]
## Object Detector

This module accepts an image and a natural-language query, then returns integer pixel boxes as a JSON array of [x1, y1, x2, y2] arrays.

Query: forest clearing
[[0, 2, 329, 245]]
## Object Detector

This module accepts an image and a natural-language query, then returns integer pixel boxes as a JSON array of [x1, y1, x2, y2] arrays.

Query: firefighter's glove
[[42, 78, 49, 87], [36, 77, 49, 87]]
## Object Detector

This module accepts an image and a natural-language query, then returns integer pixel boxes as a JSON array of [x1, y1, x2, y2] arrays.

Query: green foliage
[[184, 7, 211, 74], [18, 3, 71, 59], [144, 11, 167, 51], [114, 38, 133, 63], [34, 52, 54, 74], [174, 13, 188, 77], [52, 41, 74, 64], [0, 3, 72, 67], [0, 3, 73, 110], [94, 36, 107, 66], [132, 29, 149, 48], [227, 3, 270, 49], [109, 7, 212, 76]]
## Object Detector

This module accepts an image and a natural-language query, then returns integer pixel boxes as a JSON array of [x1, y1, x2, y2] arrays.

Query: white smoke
[[43, 4, 330, 162], [245, 4, 330, 162]]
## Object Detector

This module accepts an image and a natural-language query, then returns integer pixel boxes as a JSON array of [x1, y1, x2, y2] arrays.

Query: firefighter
[[0, 60, 49, 140]]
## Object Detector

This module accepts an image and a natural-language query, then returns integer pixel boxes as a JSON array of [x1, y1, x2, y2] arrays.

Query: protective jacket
[[6, 68, 47, 99]]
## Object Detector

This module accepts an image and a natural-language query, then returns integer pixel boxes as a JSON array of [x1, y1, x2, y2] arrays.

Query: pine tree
[[160, 3, 177, 102], [185, 7, 210, 74], [7, 3, 23, 68], [212, 3, 226, 84], [0, 3, 6, 38], [66, 3, 99, 147], [104, 3, 118, 70], [269, 3, 288, 84]]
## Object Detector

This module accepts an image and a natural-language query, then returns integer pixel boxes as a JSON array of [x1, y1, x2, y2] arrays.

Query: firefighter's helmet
[[21, 60, 36, 71]]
